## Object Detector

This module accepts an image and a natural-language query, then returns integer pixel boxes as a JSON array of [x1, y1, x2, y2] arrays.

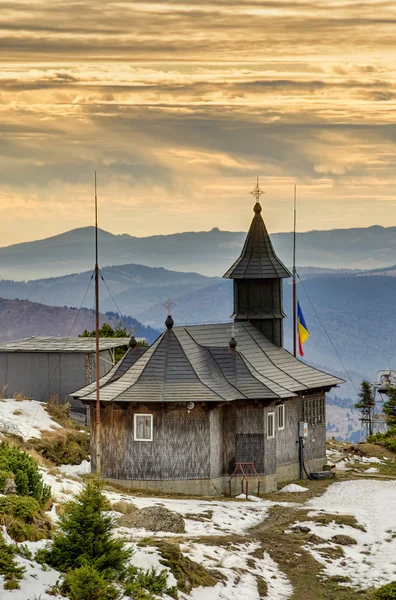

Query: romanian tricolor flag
[[297, 302, 310, 356]]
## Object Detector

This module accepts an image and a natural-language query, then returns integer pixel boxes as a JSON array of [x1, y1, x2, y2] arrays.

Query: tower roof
[[223, 180, 291, 280]]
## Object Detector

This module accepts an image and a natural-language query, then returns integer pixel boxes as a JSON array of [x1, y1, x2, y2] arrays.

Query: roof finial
[[163, 297, 176, 330], [250, 177, 265, 213], [228, 323, 240, 350]]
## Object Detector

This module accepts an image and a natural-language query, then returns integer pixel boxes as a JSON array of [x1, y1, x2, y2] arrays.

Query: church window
[[277, 404, 285, 430], [267, 412, 275, 438], [303, 397, 325, 427], [134, 414, 153, 441]]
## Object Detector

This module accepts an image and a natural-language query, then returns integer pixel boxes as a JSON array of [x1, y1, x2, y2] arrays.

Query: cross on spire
[[228, 323, 240, 338], [250, 177, 265, 204], [163, 297, 177, 315]]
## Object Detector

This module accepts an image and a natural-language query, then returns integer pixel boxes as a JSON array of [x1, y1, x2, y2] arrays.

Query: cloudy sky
[[1, 0, 395, 244]]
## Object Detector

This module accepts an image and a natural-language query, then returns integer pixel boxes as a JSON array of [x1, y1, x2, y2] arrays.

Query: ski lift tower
[[373, 370, 396, 434]]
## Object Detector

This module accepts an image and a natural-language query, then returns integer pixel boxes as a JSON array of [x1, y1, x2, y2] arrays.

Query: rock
[[4, 477, 16, 495], [331, 535, 357, 546], [120, 505, 186, 533], [292, 525, 311, 534]]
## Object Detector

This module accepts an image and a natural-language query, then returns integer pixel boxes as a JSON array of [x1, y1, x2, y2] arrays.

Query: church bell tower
[[223, 179, 291, 347]]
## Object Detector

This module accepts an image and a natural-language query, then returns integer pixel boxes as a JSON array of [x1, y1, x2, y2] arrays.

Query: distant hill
[[0, 260, 395, 379], [2, 224, 396, 279], [0, 298, 160, 344], [0, 264, 220, 320]]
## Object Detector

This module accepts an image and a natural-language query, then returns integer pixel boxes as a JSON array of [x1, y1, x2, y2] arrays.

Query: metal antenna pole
[[94, 172, 101, 474], [293, 184, 297, 357]]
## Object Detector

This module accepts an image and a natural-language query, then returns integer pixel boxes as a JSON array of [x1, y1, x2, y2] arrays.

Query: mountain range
[[2, 224, 396, 279], [0, 259, 394, 379], [0, 298, 159, 345]]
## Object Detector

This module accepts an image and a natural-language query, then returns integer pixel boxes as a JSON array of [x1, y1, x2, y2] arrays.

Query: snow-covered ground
[[182, 542, 293, 600], [2, 407, 396, 599], [40, 467, 293, 538], [0, 528, 63, 600], [0, 398, 61, 440], [296, 480, 396, 588]]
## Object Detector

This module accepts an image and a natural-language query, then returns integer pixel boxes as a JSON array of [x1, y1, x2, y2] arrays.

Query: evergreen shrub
[[0, 496, 52, 542], [0, 531, 25, 589], [124, 566, 177, 599], [63, 564, 120, 600], [367, 426, 396, 454], [0, 441, 51, 504], [0, 469, 10, 493], [375, 581, 396, 599]]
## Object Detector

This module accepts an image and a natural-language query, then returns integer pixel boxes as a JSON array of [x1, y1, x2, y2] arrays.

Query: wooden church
[[72, 182, 343, 494]]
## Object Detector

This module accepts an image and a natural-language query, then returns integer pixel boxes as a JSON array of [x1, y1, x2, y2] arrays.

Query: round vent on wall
[[187, 402, 195, 411]]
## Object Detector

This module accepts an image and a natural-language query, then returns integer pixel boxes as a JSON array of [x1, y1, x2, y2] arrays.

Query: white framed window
[[277, 404, 285, 430], [134, 414, 153, 441], [267, 412, 275, 439]]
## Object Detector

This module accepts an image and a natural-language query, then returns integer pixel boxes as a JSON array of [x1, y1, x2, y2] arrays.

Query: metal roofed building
[[73, 180, 344, 495], [0, 336, 138, 419]]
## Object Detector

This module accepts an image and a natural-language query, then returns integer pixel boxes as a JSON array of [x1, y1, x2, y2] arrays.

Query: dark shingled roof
[[223, 202, 291, 279], [72, 322, 343, 403]]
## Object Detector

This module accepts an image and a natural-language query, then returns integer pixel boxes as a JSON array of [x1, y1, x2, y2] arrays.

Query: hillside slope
[[0, 298, 159, 344], [2, 224, 396, 279], [0, 406, 395, 600]]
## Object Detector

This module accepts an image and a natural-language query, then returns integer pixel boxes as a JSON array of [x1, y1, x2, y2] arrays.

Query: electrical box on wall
[[299, 421, 308, 438]]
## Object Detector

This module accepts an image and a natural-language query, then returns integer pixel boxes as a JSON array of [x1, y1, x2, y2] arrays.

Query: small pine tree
[[383, 386, 396, 428], [355, 380, 375, 436], [47, 480, 132, 578]]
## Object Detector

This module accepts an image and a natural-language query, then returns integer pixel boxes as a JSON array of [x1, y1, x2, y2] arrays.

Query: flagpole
[[94, 172, 101, 475], [293, 184, 297, 357]]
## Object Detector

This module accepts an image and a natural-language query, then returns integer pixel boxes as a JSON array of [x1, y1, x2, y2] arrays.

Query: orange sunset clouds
[[1, 0, 396, 244]]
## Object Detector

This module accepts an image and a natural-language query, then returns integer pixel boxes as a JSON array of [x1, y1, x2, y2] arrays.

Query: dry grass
[[26, 427, 90, 466], [112, 501, 136, 515], [312, 513, 366, 532], [156, 542, 224, 593], [0, 385, 8, 399], [13, 393, 30, 402], [256, 575, 268, 598]]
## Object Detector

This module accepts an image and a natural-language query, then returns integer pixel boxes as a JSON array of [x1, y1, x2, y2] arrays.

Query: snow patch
[[0, 549, 62, 600], [279, 484, 309, 493], [58, 460, 91, 477], [0, 399, 61, 440], [303, 480, 396, 589]]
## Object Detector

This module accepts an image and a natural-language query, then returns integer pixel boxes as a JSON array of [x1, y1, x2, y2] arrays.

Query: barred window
[[134, 414, 153, 441], [303, 397, 325, 427]]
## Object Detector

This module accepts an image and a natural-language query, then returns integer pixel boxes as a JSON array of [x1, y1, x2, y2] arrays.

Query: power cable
[[99, 269, 131, 334], [25, 272, 94, 438], [297, 273, 359, 393]]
